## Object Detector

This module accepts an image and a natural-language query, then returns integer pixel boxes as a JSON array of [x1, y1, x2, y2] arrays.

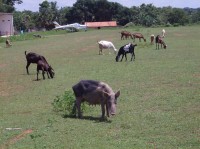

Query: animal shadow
[[63, 114, 112, 123]]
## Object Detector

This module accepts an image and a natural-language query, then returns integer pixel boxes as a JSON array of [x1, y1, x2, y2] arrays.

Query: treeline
[[1, 0, 200, 32]]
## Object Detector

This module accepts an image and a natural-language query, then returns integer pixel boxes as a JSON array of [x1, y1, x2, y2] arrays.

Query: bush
[[173, 23, 180, 27], [52, 90, 88, 116], [124, 22, 135, 28], [165, 22, 172, 27]]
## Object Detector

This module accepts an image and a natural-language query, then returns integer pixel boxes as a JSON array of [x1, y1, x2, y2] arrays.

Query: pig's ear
[[115, 90, 120, 98]]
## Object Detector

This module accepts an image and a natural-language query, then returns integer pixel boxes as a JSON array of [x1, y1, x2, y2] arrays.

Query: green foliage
[[52, 90, 75, 115], [0, 0, 22, 12], [0, 30, 68, 43], [165, 22, 172, 27], [38, 1, 59, 27], [0, 26, 200, 149], [8, 0, 200, 30], [52, 90, 88, 116], [173, 23, 180, 27]]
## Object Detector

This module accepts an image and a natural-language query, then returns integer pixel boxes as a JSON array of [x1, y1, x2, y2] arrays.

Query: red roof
[[85, 21, 117, 28]]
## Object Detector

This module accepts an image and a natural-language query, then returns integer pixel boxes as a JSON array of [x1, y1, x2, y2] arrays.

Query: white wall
[[0, 13, 14, 36]]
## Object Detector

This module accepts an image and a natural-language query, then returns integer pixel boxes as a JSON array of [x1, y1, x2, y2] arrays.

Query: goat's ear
[[115, 90, 120, 98]]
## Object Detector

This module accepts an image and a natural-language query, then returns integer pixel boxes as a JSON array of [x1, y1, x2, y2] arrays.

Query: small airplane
[[53, 21, 87, 32]]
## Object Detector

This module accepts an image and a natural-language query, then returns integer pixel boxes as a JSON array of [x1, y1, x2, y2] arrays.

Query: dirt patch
[[81, 45, 96, 51], [0, 91, 9, 97], [193, 73, 200, 78], [0, 64, 7, 68], [174, 33, 185, 37], [0, 77, 25, 97], [0, 81, 9, 97], [1, 129, 33, 149], [10, 111, 32, 115]]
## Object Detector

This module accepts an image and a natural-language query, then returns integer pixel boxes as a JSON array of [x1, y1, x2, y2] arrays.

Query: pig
[[72, 80, 120, 119]]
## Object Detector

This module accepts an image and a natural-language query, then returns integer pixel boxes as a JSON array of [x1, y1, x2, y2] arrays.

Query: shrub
[[173, 23, 180, 27], [165, 22, 172, 27], [52, 90, 88, 116]]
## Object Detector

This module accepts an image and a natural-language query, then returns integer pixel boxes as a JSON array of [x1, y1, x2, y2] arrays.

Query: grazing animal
[[150, 34, 155, 44], [162, 29, 166, 38], [6, 38, 12, 47], [155, 35, 167, 49], [132, 33, 146, 42], [36, 60, 54, 80], [115, 43, 137, 62], [120, 31, 133, 40], [72, 80, 120, 119], [98, 40, 117, 55], [25, 51, 48, 74], [33, 34, 42, 38]]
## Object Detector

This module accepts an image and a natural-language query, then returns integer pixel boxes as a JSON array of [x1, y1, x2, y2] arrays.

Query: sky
[[15, 0, 200, 12]]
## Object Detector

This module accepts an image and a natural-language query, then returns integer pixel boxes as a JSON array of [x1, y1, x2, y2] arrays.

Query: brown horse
[[120, 31, 133, 40], [132, 33, 146, 42]]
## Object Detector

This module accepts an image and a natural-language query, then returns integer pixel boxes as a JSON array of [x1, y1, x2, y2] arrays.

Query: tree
[[38, 1, 59, 28], [191, 8, 200, 23], [167, 8, 189, 25], [13, 10, 37, 32], [137, 4, 159, 27], [0, 0, 22, 12]]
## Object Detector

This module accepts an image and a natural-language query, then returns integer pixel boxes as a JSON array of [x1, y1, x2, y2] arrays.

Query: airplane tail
[[53, 21, 60, 27]]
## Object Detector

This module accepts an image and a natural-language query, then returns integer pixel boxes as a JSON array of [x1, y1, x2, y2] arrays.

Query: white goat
[[98, 40, 117, 55], [150, 34, 155, 44], [162, 29, 166, 38]]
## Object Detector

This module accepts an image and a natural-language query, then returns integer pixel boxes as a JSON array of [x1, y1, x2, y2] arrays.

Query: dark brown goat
[[36, 60, 54, 80], [25, 51, 48, 74]]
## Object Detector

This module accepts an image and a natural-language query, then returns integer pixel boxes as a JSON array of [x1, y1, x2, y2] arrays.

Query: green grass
[[0, 26, 200, 149]]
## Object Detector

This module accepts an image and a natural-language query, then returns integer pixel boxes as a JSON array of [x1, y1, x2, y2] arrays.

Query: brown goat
[[6, 38, 12, 47], [132, 33, 146, 42], [120, 31, 133, 40]]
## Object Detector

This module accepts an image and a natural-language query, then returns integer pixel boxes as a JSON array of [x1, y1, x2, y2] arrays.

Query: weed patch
[[52, 90, 88, 117]]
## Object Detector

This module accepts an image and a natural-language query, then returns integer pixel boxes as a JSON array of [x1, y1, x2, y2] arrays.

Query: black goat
[[37, 60, 54, 80], [25, 51, 48, 74], [115, 43, 137, 62]]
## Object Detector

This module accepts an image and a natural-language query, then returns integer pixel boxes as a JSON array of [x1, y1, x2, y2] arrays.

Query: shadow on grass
[[21, 73, 35, 76], [62, 114, 112, 123], [33, 79, 40, 81]]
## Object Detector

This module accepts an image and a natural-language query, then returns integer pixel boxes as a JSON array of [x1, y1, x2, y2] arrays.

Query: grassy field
[[0, 26, 199, 149]]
